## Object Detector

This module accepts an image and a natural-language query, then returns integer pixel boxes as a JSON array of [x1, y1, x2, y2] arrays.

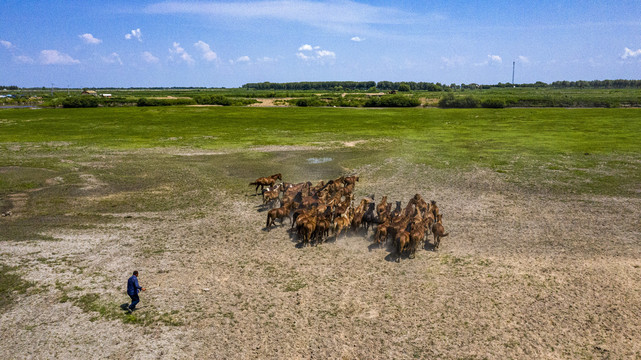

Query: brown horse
[[425, 211, 435, 235], [413, 194, 429, 217], [265, 201, 296, 230], [431, 214, 449, 250], [351, 198, 370, 230], [375, 218, 390, 247], [301, 216, 317, 246], [428, 200, 440, 219], [395, 229, 411, 262], [249, 173, 282, 193], [262, 184, 281, 207], [314, 215, 331, 244], [342, 175, 359, 186], [376, 195, 388, 219], [333, 208, 353, 239], [409, 219, 428, 257]]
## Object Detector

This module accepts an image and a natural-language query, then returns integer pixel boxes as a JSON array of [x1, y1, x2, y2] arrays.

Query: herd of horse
[[250, 173, 449, 261]]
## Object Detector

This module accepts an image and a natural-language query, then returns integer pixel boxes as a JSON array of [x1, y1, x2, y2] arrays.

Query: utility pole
[[51, 83, 54, 97], [512, 62, 515, 87]]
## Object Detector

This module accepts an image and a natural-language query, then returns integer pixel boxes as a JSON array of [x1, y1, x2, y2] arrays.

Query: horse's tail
[[442, 232, 449, 237], [249, 181, 258, 186], [266, 214, 271, 228]]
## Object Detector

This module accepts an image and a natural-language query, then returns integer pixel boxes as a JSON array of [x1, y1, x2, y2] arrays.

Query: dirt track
[[1, 153, 640, 359]]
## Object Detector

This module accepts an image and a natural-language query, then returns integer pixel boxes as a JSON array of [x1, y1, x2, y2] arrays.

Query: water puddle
[[307, 157, 333, 164]]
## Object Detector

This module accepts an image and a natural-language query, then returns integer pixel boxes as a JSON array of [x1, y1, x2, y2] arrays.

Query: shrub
[[62, 96, 100, 108], [364, 95, 421, 107], [398, 83, 411, 92], [194, 95, 231, 106], [193, 95, 257, 106], [289, 97, 325, 107], [438, 93, 480, 108], [327, 95, 367, 107], [481, 99, 506, 108]]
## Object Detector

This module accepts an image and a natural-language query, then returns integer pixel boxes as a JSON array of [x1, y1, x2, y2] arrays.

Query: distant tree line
[[549, 79, 641, 89], [243, 80, 641, 91], [1, 85, 20, 90], [242, 81, 377, 91]]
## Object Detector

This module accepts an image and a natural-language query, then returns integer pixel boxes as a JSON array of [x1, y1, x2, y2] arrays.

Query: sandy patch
[[2, 159, 641, 359], [148, 96, 191, 100], [248, 98, 293, 107], [343, 140, 368, 147]]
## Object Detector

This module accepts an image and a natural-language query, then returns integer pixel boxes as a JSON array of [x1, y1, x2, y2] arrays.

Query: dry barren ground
[[1, 149, 641, 359]]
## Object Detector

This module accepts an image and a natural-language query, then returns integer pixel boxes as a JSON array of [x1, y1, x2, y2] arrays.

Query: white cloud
[[103, 52, 123, 65], [15, 55, 34, 64], [79, 33, 102, 44], [230, 55, 251, 64], [488, 54, 502, 64], [621, 47, 641, 59], [194, 40, 217, 61], [441, 55, 465, 68], [40, 50, 80, 65], [257, 56, 277, 62], [350, 36, 363, 42], [142, 51, 160, 63], [169, 42, 195, 64], [316, 50, 336, 59], [296, 52, 311, 61], [296, 44, 335, 63], [125, 28, 142, 42], [1, 40, 14, 49], [474, 54, 502, 66], [518, 55, 530, 64]]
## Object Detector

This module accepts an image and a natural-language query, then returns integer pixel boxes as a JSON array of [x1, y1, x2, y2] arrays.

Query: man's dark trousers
[[129, 293, 140, 310]]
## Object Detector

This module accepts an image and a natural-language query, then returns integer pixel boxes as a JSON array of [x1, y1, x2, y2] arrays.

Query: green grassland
[[1, 107, 640, 199]]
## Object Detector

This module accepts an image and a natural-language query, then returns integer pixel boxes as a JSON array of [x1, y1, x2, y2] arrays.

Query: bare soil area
[[248, 98, 293, 107], [1, 151, 640, 359]]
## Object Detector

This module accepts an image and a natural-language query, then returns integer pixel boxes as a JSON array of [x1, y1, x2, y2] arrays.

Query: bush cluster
[[438, 94, 481, 108], [326, 96, 367, 107], [136, 98, 196, 107], [480, 99, 506, 108], [364, 95, 421, 107], [193, 95, 257, 106], [289, 97, 325, 107], [61, 96, 100, 108]]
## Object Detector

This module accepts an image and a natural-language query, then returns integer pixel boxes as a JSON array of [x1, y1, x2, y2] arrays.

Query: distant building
[[101, 94, 112, 98], [81, 90, 97, 96]]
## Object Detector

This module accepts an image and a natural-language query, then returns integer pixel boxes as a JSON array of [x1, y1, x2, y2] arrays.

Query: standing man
[[127, 270, 145, 312]]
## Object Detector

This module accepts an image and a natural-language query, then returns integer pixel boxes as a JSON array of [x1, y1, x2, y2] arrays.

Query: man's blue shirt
[[127, 275, 141, 296]]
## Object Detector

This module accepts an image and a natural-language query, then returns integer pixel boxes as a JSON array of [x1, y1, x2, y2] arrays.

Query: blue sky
[[1, 0, 640, 88]]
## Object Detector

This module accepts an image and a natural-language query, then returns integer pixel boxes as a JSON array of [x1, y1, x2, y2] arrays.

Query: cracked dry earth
[[1, 157, 641, 359]]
